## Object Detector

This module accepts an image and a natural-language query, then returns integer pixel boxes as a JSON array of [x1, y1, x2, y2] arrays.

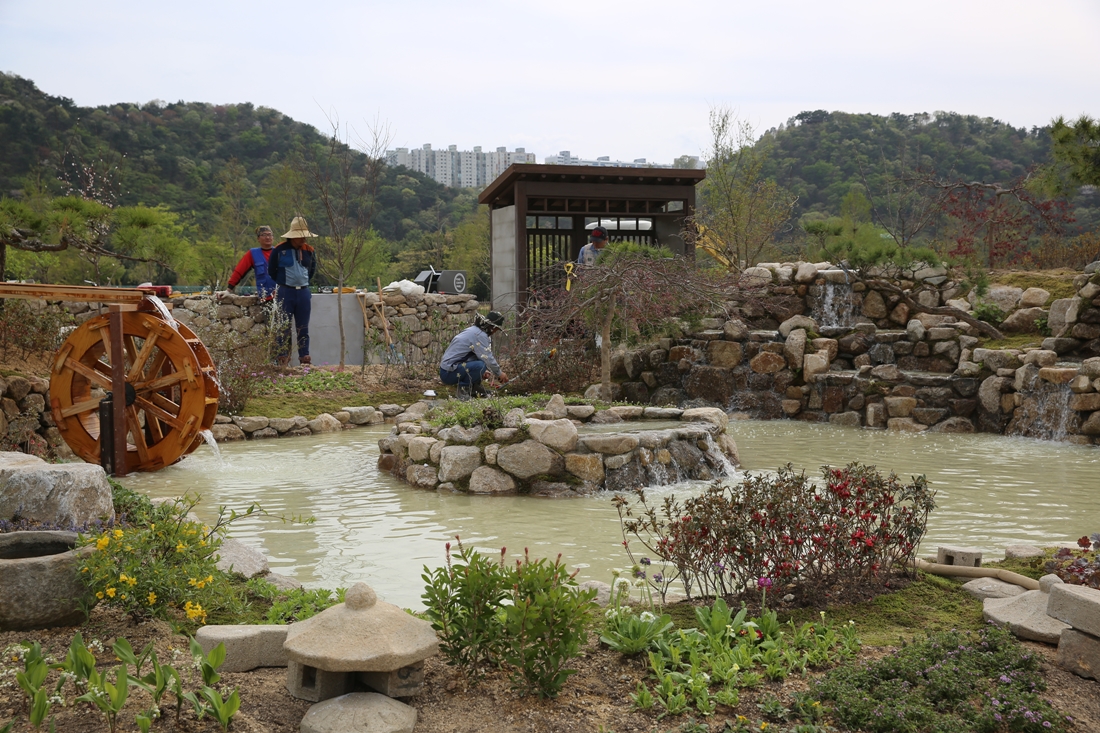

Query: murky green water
[[121, 420, 1100, 609]]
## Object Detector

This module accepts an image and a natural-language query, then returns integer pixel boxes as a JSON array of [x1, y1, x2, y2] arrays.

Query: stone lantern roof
[[283, 582, 438, 673]]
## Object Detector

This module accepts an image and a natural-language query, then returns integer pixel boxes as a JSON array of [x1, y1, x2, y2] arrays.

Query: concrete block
[[1047, 584, 1100, 638], [1056, 629, 1100, 681], [358, 662, 425, 697], [983, 591, 1070, 644], [937, 545, 983, 567], [287, 659, 352, 703], [1039, 573, 1064, 594], [961, 577, 1025, 600], [195, 625, 289, 672]]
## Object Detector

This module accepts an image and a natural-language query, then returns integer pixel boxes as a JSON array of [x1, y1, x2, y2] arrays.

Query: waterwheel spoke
[[138, 370, 186, 393], [126, 405, 150, 464], [126, 332, 159, 381], [133, 395, 185, 431], [60, 396, 104, 419], [124, 335, 141, 372], [65, 358, 113, 390]]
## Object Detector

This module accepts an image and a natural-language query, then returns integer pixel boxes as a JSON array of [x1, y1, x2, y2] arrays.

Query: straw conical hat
[[281, 216, 318, 239]]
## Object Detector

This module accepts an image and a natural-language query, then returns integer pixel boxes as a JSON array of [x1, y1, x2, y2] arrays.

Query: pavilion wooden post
[[108, 304, 129, 476]]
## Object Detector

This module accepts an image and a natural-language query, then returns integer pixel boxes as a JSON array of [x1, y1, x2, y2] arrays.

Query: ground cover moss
[[977, 334, 1045, 350], [662, 573, 984, 649], [991, 270, 1079, 300], [243, 390, 418, 418]]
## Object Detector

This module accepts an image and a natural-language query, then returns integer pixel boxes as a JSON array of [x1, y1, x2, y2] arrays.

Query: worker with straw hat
[[270, 216, 319, 366]]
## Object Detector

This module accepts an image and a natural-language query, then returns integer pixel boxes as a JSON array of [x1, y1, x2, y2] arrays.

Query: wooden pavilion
[[477, 164, 706, 310]]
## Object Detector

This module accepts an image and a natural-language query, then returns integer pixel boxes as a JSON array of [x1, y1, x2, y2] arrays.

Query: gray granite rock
[[216, 538, 270, 578], [0, 452, 114, 526], [300, 693, 416, 733], [195, 624, 289, 672]]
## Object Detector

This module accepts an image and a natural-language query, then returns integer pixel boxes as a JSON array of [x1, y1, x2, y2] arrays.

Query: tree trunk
[[865, 277, 1005, 340], [336, 277, 346, 370], [599, 292, 616, 401]]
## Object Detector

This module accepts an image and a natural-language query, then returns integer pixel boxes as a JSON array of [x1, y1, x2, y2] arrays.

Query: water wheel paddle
[[49, 311, 220, 472]]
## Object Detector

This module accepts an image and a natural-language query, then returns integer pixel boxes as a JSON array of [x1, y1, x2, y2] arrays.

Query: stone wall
[[0, 374, 75, 461], [376, 397, 740, 497], [601, 261, 1100, 445]]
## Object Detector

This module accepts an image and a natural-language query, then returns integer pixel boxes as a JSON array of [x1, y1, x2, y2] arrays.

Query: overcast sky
[[3, 0, 1098, 165]]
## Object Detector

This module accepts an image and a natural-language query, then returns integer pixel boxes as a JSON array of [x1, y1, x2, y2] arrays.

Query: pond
[[121, 420, 1100, 609]]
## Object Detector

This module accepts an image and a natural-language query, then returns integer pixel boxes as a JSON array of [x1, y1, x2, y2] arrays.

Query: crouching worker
[[439, 311, 509, 400]]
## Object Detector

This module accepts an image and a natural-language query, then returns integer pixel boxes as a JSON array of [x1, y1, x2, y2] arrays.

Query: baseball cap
[[590, 226, 609, 242]]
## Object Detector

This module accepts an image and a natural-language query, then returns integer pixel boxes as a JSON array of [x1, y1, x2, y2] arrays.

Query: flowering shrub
[[815, 625, 1070, 732], [615, 462, 936, 601], [1044, 533, 1100, 589], [77, 495, 233, 623]]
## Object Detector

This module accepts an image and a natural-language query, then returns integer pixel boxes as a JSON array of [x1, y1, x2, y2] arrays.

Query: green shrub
[[245, 578, 347, 623], [814, 625, 1070, 732], [972, 300, 1006, 325], [500, 549, 598, 697], [421, 539, 597, 696]]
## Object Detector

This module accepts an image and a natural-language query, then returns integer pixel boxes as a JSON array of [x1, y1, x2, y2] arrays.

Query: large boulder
[[680, 407, 730, 432], [778, 315, 817, 338], [307, 414, 343, 434], [495, 440, 563, 479], [438, 446, 482, 482], [581, 434, 640, 455], [999, 307, 1046, 334], [525, 418, 578, 452], [0, 452, 114, 526], [467, 466, 517, 494], [216, 538, 270, 578]]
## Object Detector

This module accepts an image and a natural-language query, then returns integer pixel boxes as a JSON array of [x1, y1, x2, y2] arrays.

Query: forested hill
[[761, 110, 1060, 221], [0, 73, 465, 242], [759, 110, 1056, 220]]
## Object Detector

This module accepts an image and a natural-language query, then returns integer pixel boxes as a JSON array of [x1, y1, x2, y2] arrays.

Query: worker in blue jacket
[[439, 311, 508, 399], [270, 216, 319, 366]]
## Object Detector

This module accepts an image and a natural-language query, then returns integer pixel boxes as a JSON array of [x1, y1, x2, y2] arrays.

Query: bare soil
[[2, 606, 1097, 733]]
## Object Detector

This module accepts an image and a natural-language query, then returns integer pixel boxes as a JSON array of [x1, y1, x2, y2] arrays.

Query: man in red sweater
[[226, 226, 277, 298]]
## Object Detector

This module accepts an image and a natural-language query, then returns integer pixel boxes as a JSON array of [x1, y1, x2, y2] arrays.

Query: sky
[[2, 0, 1099, 165]]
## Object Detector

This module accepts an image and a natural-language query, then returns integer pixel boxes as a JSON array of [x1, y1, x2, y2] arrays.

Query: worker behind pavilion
[[439, 311, 509, 400]]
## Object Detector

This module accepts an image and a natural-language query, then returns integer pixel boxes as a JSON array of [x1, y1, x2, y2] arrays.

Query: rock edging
[[377, 396, 739, 497]]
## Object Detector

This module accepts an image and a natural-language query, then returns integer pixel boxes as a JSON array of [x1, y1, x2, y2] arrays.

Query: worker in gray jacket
[[439, 311, 509, 399]]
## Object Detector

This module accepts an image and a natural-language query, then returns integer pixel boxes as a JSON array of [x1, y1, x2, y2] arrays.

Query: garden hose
[[911, 558, 1039, 591]]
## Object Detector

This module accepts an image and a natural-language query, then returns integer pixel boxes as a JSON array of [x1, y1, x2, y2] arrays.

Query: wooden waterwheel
[[47, 311, 219, 474]]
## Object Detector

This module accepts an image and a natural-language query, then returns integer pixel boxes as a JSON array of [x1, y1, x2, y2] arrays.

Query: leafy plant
[[74, 667, 132, 733], [201, 686, 241, 732], [815, 625, 1068, 732], [421, 538, 511, 682], [1044, 533, 1100, 589], [500, 549, 598, 697], [971, 300, 1006, 325], [601, 608, 674, 655]]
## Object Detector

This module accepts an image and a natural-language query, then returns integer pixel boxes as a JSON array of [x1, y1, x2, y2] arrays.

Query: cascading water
[[813, 281, 859, 329], [1007, 381, 1078, 441], [199, 429, 224, 462]]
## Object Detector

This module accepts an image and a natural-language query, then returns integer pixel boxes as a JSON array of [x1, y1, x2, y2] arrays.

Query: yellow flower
[[119, 573, 129, 583], [124, 545, 132, 551], [148, 592, 157, 605], [120, 594, 127, 600], [105, 587, 116, 598], [760, 724, 770, 731], [184, 601, 207, 623], [113, 529, 124, 539], [205, 575, 213, 584], [149, 523, 155, 530], [81, 567, 88, 573], [96, 592, 104, 599], [176, 542, 186, 552], [188, 577, 197, 587], [96, 536, 110, 550]]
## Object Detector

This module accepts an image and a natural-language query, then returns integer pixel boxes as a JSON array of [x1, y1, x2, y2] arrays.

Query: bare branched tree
[[692, 108, 797, 271], [301, 112, 393, 369]]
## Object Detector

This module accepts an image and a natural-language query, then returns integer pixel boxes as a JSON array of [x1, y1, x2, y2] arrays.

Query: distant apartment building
[[385, 144, 536, 188], [544, 151, 702, 169]]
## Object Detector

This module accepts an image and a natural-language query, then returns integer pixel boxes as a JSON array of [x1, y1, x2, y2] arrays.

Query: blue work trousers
[[276, 286, 311, 359], [439, 360, 486, 388]]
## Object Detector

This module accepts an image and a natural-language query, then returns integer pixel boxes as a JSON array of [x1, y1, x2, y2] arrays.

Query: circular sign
[[452, 272, 466, 293]]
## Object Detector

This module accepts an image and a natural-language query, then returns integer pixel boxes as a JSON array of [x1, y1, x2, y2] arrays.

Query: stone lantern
[[284, 582, 438, 703]]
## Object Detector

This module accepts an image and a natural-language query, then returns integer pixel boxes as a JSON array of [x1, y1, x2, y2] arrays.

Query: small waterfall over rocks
[[812, 281, 860, 329], [1006, 381, 1080, 441]]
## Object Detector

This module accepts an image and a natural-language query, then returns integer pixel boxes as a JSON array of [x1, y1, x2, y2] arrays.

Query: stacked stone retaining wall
[[601, 261, 1100, 444]]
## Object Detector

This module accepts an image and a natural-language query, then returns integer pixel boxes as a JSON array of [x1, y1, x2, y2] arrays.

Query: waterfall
[[813, 282, 859, 329], [199, 429, 225, 462], [1007, 382, 1078, 442], [702, 432, 739, 479]]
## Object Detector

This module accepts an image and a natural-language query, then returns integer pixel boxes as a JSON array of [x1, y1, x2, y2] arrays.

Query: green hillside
[[758, 110, 1099, 236]]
